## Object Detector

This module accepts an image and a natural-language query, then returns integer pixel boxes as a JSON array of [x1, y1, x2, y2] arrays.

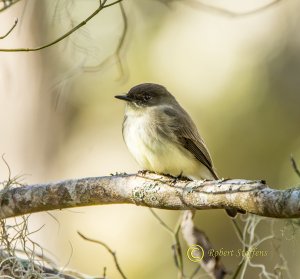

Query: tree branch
[[1, 173, 300, 219], [0, 173, 300, 221], [181, 210, 227, 279]]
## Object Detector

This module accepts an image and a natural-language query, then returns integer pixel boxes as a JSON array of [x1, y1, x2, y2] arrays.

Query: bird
[[115, 83, 237, 217]]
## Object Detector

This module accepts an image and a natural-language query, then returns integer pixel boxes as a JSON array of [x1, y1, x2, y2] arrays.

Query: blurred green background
[[0, 0, 300, 278]]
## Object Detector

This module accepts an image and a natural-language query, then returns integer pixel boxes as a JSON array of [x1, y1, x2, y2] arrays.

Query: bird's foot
[[138, 170, 153, 176], [219, 177, 231, 182], [110, 171, 128, 176]]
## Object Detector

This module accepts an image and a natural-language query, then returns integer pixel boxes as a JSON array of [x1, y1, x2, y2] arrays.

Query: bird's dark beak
[[114, 95, 133, 102]]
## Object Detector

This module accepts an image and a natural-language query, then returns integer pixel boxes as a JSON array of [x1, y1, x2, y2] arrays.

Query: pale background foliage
[[0, 0, 300, 278]]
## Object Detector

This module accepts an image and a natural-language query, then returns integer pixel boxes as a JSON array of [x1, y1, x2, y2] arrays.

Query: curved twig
[[175, 0, 281, 17], [84, 0, 128, 76], [0, 19, 18, 40], [291, 155, 300, 178], [0, 0, 123, 52], [77, 231, 127, 279]]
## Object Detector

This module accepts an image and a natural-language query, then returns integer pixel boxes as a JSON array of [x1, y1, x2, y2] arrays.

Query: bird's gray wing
[[162, 106, 239, 217], [163, 106, 218, 179]]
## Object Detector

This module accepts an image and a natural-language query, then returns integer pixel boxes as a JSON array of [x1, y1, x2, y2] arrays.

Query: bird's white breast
[[123, 106, 212, 179], [123, 108, 156, 169]]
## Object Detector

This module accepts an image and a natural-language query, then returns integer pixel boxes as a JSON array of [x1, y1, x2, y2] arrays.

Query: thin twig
[[231, 218, 243, 242], [149, 209, 184, 278], [178, 0, 281, 17], [231, 258, 246, 279], [290, 155, 300, 178], [1, 154, 12, 182], [190, 266, 201, 279], [0, 19, 18, 39], [149, 208, 174, 234], [84, 0, 128, 77], [115, 1, 127, 78], [102, 266, 107, 278], [0, 0, 122, 52], [77, 231, 127, 279], [230, 218, 248, 278], [174, 214, 184, 278], [104, 0, 123, 8]]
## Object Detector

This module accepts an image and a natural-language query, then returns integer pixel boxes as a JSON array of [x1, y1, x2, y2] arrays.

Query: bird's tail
[[209, 168, 239, 218]]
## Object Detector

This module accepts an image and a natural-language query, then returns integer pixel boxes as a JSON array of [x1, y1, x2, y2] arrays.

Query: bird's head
[[115, 83, 175, 109]]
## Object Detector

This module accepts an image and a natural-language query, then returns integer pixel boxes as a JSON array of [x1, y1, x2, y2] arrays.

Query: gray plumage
[[115, 83, 237, 217]]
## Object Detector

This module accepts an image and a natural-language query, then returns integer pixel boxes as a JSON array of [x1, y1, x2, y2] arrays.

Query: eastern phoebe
[[115, 83, 237, 217]]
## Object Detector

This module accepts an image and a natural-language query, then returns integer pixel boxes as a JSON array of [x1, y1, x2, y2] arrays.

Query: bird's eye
[[143, 94, 152, 101]]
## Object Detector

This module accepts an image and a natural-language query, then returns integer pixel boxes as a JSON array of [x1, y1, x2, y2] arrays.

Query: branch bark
[[1, 173, 300, 219]]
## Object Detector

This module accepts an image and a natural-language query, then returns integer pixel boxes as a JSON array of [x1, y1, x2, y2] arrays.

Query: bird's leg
[[170, 171, 191, 184], [177, 171, 184, 180]]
